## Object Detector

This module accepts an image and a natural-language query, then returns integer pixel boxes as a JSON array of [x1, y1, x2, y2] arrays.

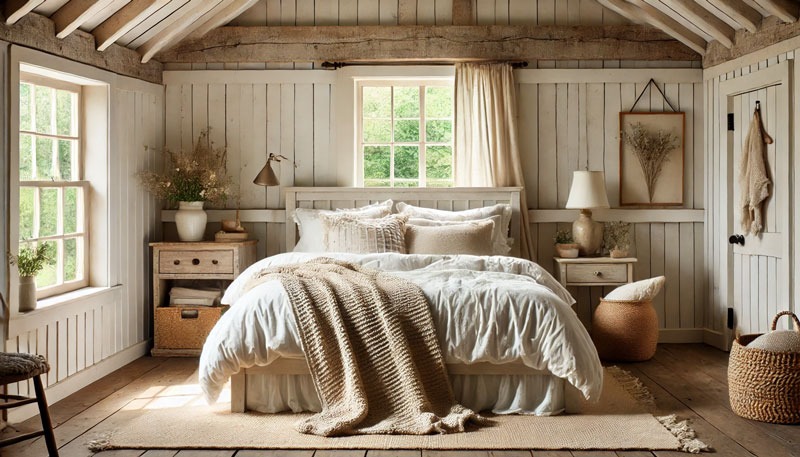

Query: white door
[[719, 61, 792, 347]]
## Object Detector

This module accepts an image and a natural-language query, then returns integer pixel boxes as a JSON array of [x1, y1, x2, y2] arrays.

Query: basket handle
[[771, 311, 800, 332]]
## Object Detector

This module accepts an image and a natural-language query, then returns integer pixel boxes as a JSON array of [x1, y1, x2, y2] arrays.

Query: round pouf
[[591, 299, 658, 362]]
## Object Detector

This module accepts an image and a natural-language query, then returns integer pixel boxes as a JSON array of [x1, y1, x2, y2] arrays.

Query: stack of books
[[169, 287, 222, 307]]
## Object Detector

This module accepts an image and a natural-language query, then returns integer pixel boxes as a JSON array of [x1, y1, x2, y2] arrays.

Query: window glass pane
[[34, 241, 57, 289], [64, 187, 78, 234], [362, 87, 390, 119], [426, 86, 453, 118], [427, 180, 454, 188], [364, 180, 391, 187], [39, 188, 58, 237], [36, 137, 54, 180], [58, 140, 74, 180], [20, 83, 32, 131], [364, 146, 390, 180], [35, 86, 53, 134], [64, 237, 77, 282], [19, 134, 33, 180], [426, 145, 453, 181], [394, 146, 419, 179], [394, 86, 419, 118], [19, 187, 34, 241], [426, 119, 452, 143], [394, 119, 419, 142], [56, 90, 74, 136], [363, 119, 391, 143], [395, 181, 419, 187]]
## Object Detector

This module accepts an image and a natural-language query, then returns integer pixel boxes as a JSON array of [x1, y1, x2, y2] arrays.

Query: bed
[[199, 187, 603, 417]]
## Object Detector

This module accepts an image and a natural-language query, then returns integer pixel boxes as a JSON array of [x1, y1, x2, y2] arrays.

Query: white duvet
[[200, 252, 603, 406]]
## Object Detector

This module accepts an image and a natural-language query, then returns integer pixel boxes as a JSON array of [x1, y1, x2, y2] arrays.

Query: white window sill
[[34, 286, 112, 312], [10, 286, 121, 337]]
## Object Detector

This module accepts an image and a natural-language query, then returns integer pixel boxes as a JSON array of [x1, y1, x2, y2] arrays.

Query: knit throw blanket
[[244, 258, 482, 436]]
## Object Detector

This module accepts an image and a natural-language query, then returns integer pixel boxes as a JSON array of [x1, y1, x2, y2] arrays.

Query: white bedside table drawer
[[566, 263, 628, 284]]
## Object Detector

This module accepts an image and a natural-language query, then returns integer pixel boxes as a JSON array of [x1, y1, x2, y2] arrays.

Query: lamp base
[[573, 209, 603, 256]]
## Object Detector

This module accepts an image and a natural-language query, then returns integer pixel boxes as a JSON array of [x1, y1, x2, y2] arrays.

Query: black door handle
[[729, 234, 745, 246]]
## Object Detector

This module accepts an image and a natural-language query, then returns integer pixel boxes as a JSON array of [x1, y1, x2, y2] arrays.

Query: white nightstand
[[553, 257, 637, 287]]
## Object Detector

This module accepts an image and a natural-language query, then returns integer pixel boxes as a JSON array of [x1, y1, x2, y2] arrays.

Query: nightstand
[[553, 257, 637, 287], [150, 240, 257, 357]]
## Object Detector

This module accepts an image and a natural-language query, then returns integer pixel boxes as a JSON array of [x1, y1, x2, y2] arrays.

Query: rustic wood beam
[[0, 12, 162, 84], [754, 0, 799, 23], [138, 0, 226, 63], [598, 0, 706, 55], [452, 0, 474, 25], [663, 0, 735, 48], [156, 24, 701, 63], [93, 0, 172, 51], [186, 0, 260, 40], [5, 0, 44, 25], [706, 0, 762, 33], [51, 0, 118, 39], [704, 15, 800, 67]]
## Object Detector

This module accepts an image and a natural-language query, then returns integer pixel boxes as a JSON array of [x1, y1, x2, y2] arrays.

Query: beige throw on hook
[[738, 109, 773, 235], [244, 259, 482, 437]]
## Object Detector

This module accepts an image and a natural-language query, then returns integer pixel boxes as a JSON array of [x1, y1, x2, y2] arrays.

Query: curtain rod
[[320, 61, 529, 69]]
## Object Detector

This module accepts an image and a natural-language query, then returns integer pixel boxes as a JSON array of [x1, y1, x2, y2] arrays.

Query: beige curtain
[[454, 63, 535, 260]]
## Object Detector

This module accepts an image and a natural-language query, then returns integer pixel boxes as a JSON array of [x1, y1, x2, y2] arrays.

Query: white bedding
[[200, 252, 603, 409]]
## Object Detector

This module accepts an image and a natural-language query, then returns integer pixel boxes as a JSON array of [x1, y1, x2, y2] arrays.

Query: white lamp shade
[[566, 171, 610, 209]]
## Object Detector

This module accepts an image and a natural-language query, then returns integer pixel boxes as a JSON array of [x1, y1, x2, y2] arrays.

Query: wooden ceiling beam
[[137, 0, 226, 63], [52, 0, 118, 39], [185, 0, 260, 40], [5, 0, 44, 25], [598, 0, 707, 55], [93, 0, 172, 51], [155, 24, 701, 63], [706, 0, 762, 33], [754, 0, 799, 23], [663, 0, 736, 48]]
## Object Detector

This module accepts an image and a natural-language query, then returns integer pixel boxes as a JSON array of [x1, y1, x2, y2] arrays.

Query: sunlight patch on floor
[[122, 380, 231, 410]]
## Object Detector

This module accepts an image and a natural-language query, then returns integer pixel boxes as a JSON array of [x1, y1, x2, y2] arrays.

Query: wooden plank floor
[[1, 344, 798, 456]]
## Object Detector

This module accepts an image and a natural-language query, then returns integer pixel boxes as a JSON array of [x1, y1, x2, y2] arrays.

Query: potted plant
[[8, 243, 54, 312], [603, 221, 633, 258], [554, 229, 580, 258], [139, 130, 233, 242]]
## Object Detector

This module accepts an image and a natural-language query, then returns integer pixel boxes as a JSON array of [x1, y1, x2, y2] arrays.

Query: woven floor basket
[[728, 311, 800, 424]]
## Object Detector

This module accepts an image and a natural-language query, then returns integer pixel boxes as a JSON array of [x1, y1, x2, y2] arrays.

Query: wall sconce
[[253, 153, 293, 187]]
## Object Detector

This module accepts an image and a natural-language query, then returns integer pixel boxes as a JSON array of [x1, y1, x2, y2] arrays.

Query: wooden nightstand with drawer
[[150, 241, 257, 357], [553, 257, 637, 288]]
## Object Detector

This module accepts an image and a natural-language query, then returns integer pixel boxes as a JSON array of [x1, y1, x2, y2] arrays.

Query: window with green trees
[[18, 75, 88, 298], [359, 83, 454, 187]]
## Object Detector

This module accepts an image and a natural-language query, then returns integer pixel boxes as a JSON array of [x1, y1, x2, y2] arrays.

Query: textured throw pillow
[[322, 214, 408, 254], [292, 200, 393, 252], [605, 276, 666, 301], [405, 220, 495, 256], [407, 216, 510, 256], [396, 202, 513, 250]]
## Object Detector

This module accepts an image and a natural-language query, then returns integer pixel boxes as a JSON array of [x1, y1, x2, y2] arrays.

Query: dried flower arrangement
[[623, 122, 681, 203], [138, 129, 234, 206], [603, 221, 633, 252]]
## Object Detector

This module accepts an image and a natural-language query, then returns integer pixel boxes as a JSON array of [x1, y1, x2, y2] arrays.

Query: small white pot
[[174, 201, 207, 242], [18, 276, 37, 312]]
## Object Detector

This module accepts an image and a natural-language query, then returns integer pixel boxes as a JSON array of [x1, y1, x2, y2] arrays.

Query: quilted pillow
[[407, 216, 510, 255], [322, 213, 408, 254], [405, 220, 495, 256], [397, 202, 513, 251], [605, 276, 666, 302], [292, 200, 393, 252]]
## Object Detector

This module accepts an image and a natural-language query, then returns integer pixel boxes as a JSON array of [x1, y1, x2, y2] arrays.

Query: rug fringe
[[87, 435, 112, 452], [605, 366, 655, 408]]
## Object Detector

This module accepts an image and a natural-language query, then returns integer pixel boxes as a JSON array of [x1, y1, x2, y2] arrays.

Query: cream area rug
[[87, 367, 707, 453]]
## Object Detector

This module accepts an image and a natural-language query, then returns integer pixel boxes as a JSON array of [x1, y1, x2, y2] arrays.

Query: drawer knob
[[593, 271, 602, 277], [212, 259, 218, 265], [192, 258, 200, 265], [173, 260, 180, 265]]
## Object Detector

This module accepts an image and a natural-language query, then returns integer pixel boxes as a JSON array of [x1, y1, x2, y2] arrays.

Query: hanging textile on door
[[738, 103, 774, 235]]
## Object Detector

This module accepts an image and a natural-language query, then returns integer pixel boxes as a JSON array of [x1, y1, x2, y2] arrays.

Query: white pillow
[[604, 276, 666, 302], [396, 202, 512, 250], [292, 200, 393, 252], [407, 216, 510, 255], [322, 214, 407, 254], [405, 220, 495, 256]]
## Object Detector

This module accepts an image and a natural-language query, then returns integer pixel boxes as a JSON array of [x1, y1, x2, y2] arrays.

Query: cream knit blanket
[[244, 258, 482, 436]]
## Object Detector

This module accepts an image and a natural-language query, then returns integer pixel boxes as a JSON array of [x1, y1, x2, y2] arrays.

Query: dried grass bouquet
[[623, 122, 680, 203], [138, 129, 233, 206]]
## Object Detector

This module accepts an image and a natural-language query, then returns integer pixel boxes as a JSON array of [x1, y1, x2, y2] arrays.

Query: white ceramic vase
[[18, 275, 37, 312], [175, 201, 207, 242]]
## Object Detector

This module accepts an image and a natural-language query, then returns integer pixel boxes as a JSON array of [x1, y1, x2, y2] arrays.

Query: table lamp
[[565, 170, 610, 256]]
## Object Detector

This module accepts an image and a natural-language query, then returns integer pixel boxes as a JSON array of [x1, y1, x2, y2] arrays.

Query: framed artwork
[[619, 112, 685, 206]]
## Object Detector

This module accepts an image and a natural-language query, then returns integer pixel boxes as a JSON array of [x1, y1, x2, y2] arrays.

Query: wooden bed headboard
[[284, 187, 523, 257]]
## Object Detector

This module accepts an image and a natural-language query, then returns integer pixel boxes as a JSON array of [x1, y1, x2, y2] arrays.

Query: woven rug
[[87, 367, 707, 452]]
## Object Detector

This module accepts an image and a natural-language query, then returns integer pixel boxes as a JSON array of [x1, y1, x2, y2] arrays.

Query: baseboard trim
[[703, 328, 729, 351], [658, 328, 705, 343], [8, 339, 151, 423]]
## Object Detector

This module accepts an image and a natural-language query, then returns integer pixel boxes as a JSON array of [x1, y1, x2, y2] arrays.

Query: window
[[358, 81, 454, 187], [18, 74, 88, 298]]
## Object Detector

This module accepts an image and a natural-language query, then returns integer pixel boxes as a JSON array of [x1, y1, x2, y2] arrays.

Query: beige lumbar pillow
[[605, 276, 666, 302], [407, 215, 510, 256], [405, 220, 495, 256], [322, 213, 407, 254]]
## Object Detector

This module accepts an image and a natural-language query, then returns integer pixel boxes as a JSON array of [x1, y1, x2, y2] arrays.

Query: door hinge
[[727, 308, 734, 330], [727, 113, 735, 131]]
